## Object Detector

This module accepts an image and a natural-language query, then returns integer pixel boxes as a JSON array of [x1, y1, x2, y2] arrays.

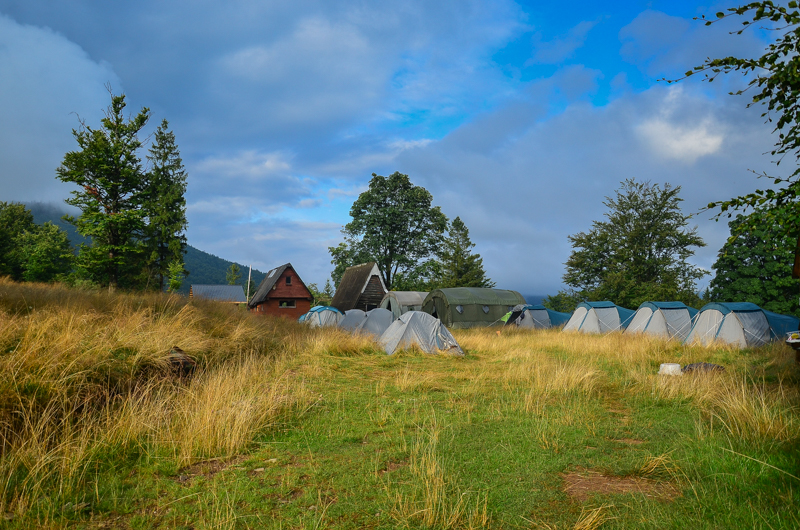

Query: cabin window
[[456, 305, 464, 314], [482, 306, 490, 314], [285, 276, 292, 285], [279, 300, 296, 308]]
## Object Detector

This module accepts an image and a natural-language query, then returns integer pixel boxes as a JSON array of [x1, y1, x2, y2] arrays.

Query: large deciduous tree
[[560, 179, 707, 309], [329, 172, 447, 289], [685, 2, 800, 243], [709, 210, 799, 315], [143, 119, 188, 291], [57, 93, 150, 290]]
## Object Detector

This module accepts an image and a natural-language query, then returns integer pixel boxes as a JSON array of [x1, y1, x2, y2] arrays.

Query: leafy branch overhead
[[679, 1, 800, 239]]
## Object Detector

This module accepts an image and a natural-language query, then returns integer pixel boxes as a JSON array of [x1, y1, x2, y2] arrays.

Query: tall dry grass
[[0, 279, 319, 517], [386, 416, 490, 529], [456, 327, 800, 446]]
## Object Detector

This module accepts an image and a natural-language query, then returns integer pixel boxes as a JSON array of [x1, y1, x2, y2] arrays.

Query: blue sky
[[0, 0, 783, 296]]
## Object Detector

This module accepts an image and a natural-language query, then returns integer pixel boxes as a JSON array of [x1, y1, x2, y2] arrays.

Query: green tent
[[422, 288, 526, 329]]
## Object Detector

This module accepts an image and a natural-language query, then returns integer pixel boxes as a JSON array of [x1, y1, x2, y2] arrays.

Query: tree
[[307, 280, 335, 306], [542, 290, 584, 313], [435, 217, 495, 289], [0, 202, 35, 280], [143, 119, 188, 291], [226, 263, 242, 285], [561, 179, 707, 309], [166, 259, 185, 293], [708, 210, 799, 315], [683, 2, 800, 242], [56, 92, 151, 290], [329, 172, 447, 289], [16, 222, 75, 283]]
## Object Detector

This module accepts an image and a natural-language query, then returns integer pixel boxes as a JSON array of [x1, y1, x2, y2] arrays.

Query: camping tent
[[563, 301, 635, 333], [298, 306, 344, 327], [355, 308, 395, 337], [339, 309, 368, 331], [380, 291, 428, 319], [625, 301, 698, 341], [422, 288, 526, 328], [379, 311, 464, 355], [504, 304, 571, 329], [684, 302, 799, 348]]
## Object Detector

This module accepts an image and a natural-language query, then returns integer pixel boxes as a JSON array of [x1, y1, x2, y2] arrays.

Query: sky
[[0, 0, 785, 297]]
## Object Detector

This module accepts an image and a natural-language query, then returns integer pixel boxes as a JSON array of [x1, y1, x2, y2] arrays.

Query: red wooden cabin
[[248, 263, 313, 319]]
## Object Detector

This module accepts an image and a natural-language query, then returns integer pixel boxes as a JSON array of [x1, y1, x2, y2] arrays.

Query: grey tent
[[625, 302, 698, 341], [355, 308, 395, 337], [505, 304, 571, 329], [685, 302, 800, 348], [563, 301, 635, 333], [422, 288, 526, 328], [379, 311, 464, 355], [380, 291, 428, 319], [339, 309, 367, 331], [298, 306, 344, 327]]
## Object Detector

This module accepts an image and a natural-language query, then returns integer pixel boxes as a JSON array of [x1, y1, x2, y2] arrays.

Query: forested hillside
[[27, 202, 266, 295]]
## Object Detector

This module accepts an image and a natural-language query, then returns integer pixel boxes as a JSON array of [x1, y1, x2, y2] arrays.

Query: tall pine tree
[[144, 119, 188, 291], [436, 217, 495, 288]]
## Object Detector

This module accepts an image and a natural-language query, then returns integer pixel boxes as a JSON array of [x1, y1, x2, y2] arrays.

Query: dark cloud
[[0, 14, 119, 203]]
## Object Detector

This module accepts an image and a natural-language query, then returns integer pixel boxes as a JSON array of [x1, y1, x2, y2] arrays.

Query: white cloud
[[637, 87, 724, 163], [528, 20, 599, 65]]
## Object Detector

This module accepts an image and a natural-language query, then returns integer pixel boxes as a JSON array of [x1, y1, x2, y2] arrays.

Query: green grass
[[2, 281, 800, 528]]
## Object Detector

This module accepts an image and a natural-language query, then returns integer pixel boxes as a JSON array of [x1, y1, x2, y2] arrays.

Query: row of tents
[[299, 305, 463, 356], [299, 287, 800, 351]]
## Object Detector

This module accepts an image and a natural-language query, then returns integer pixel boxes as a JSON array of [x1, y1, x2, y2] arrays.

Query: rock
[[658, 363, 682, 376], [167, 347, 197, 378], [682, 362, 724, 374]]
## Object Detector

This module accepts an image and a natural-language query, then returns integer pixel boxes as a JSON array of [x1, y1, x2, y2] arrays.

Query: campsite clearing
[[1, 281, 800, 529]]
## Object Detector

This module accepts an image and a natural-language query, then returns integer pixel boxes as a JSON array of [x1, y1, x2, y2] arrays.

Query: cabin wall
[[251, 299, 311, 319], [356, 275, 386, 311]]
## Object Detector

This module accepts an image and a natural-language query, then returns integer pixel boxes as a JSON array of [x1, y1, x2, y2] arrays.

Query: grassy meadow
[[1, 279, 800, 529]]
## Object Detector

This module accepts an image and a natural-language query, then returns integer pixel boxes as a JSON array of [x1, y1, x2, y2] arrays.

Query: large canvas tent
[[505, 304, 571, 329], [379, 311, 464, 355], [380, 291, 428, 319], [563, 301, 635, 333], [339, 309, 368, 331], [625, 301, 698, 341], [355, 308, 395, 337], [684, 302, 799, 348], [422, 288, 526, 329], [298, 306, 344, 327]]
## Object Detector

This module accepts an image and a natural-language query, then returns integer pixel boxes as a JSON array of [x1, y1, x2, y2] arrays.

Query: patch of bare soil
[[380, 459, 408, 474], [175, 455, 247, 484], [562, 469, 679, 502], [614, 438, 644, 445]]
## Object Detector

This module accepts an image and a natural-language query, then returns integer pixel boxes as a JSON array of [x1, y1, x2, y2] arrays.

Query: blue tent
[[563, 301, 635, 333], [626, 301, 699, 341], [685, 302, 799, 347], [298, 305, 344, 327], [505, 304, 571, 328]]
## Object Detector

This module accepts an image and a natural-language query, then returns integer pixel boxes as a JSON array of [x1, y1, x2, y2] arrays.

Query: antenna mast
[[247, 265, 252, 301]]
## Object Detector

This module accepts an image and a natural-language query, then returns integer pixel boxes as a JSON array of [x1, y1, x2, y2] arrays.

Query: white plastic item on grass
[[658, 363, 682, 376]]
